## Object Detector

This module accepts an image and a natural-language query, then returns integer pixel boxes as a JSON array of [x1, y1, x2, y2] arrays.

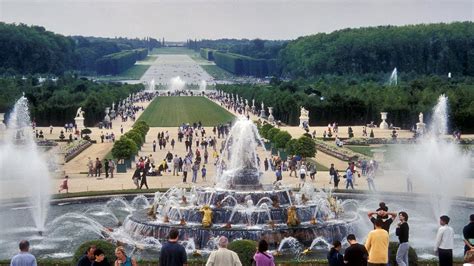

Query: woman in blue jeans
[[396, 211, 410, 266]]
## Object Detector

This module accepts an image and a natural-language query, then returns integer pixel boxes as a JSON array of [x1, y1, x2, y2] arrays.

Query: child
[[201, 165, 207, 181], [58, 175, 69, 193]]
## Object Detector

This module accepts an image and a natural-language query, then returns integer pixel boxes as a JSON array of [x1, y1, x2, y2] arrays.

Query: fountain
[[389, 67, 397, 85], [0, 96, 52, 233], [169, 76, 186, 92], [199, 80, 207, 92], [122, 118, 358, 249], [147, 78, 156, 92], [396, 95, 471, 220]]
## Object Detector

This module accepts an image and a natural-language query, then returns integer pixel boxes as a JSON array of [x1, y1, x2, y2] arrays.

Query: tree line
[[278, 22, 474, 78], [217, 75, 474, 132], [0, 75, 143, 126], [96, 49, 148, 74], [0, 22, 161, 75]]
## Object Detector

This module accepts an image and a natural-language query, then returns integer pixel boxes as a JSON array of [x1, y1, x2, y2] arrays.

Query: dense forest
[[0, 23, 161, 75], [278, 22, 474, 78], [0, 75, 143, 126], [217, 76, 474, 132], [188, 38, 287, 60]]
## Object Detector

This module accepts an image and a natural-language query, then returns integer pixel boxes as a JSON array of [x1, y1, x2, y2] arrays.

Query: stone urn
[[379, 112, 388, 129]]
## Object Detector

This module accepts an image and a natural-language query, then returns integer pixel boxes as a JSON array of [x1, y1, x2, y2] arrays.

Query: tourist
[[367, 202, 397, 232], [132, 167, 141, 189], [253, 239, 275, 266], [109, 159, 115, 178], [87, 157, 94, 177], [343, 234, 368, 265], [191, 162, 199, 183], [77, 245, 96, 266], [140, 164, 149, 189], [153, 140, 156, 152], [91, 249, 109, 266], [204, 149, 209, 164], [201, 165, 207, 181], [264, 158, 269, 171], [463, 214, 474, 255], [309, 163, 317, 181], [171, 138, 175, 149], [395, 212, 410, 266], [345, 167, 354, 189], [365, 218, 389, 265], [327, 240, 344, 266], [206, 236, 242, 266], [366, 164, 376, 191], [275, 166, 282, 182], [173, 155, 180, 176], [329, 163, 336, 184], [435, 215, 454, 266], [299, 164, 307, 187], [58, 175, 69, 193], [160, 229, 187, 266], [104, 159, 109, 178], [10, 240, 37, 266], [114, 246, 137, 266], [95, 158, 102, 177]]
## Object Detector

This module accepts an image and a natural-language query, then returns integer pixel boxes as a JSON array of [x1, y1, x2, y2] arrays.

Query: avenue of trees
[[278, 22, 474, 78], [0, 75, 143, 126], [95, 49, 148, 74], [217, 75, 474, 132], [0, 22, 161, 75]]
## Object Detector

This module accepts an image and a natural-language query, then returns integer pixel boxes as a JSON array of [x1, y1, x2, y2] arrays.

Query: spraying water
[[389, 67, 398, 86], [0, 96, 51, 232], [396, 95, 470, 220], [199, 80, 207, 91], [169, 76, 186, 92], [147, 79, 156, 92]]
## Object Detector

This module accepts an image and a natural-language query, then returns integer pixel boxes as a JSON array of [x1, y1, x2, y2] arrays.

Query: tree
[[111, 136, 138, 159], [258, 123, 274, 139], [266, 128, 281, 143], [274, 131, 292, 149], [294, 136, 317, 158]]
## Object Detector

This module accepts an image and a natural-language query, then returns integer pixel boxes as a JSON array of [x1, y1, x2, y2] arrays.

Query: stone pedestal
[[380, 112, 388, 129], [268, 107, 275, 123], [299, 107, 310, 128], [74, 116, 85, 131]]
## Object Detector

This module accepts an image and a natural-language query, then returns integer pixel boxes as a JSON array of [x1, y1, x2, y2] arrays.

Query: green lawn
[[150, 47, 196, 55], [201, 65, 236, 80], [138, 96, 235, 126], [118, 64, 151, 79], [345, 145, 376, 157]]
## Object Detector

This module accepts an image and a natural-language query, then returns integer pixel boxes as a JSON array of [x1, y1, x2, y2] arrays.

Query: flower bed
[[314, 139, 371, 161], [63, 140, 92, 162]]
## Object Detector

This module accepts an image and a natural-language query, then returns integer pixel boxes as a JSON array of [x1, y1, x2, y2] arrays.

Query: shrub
[[259, 123, 274, 139], [112, 136, 138, 159], [124, 130, 145, 147], [228, 239, 257, 266], [370, 129, 375, 138], [266, 128, 281, 143], [81, 128, 92, 135], [274, 131, 292, 149], [133, 121, 150, 136], [388, 242, 418, 265], [73, 240, 116, 266], [292, 136, 317, 158], [285, 138, 298, 155]]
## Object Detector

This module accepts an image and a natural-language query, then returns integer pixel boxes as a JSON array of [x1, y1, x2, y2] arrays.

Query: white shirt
[[434, 225, 454, 251]]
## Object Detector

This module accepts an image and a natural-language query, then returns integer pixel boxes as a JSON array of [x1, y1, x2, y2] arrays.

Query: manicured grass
[[119, 64, 151, 79], [138, 96, 235, 127], [307, 158, 330, 171], [150, 47, 196, 55], [201, 65, 236, 80], [139, 55, 158, 63], [345, 145, 375, 157]]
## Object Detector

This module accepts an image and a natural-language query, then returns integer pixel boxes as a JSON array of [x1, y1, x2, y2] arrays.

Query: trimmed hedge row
[[96, 48, 148, 74], [111, 121, 150, 159], [200, 48, 215, 61], [213, 51, 276, 77]]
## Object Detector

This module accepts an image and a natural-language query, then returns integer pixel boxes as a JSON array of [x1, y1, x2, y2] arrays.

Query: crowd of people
[[10, 208, 474, 266]]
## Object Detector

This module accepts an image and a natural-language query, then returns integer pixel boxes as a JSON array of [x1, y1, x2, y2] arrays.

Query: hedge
[[96, 49, 148, 74], [111, 136, 138, 159], [213, 51, 276, 77], [200, 48, 215, 61], [228, 239, 257, 266]]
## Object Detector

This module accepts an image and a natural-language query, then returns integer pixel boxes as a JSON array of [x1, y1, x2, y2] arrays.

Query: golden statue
[[200, 205, 213, 228], [310, 217, 317, 225], [286, 205, 300, 227], [301, 194, 309, 205], [147, 203, 157, 219], [179, 218, 186, 225]]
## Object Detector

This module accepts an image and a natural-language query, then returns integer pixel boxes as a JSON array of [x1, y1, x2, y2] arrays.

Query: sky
[[0, 0, 472, 41]]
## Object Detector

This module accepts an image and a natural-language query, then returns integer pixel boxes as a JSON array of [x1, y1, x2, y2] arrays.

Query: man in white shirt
[[10, 240, 37, 266], [434, 215, 454, 266], [205, 236, 242, 266]]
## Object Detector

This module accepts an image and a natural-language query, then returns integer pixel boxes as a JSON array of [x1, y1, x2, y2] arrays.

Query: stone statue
[[300, 107, 309, 118], [76, 107, 84, 118], [200, 205, 213, 228], [299, 107, 310, 128], [419, 112, 424, 123], [287, 205, 300, 226]]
